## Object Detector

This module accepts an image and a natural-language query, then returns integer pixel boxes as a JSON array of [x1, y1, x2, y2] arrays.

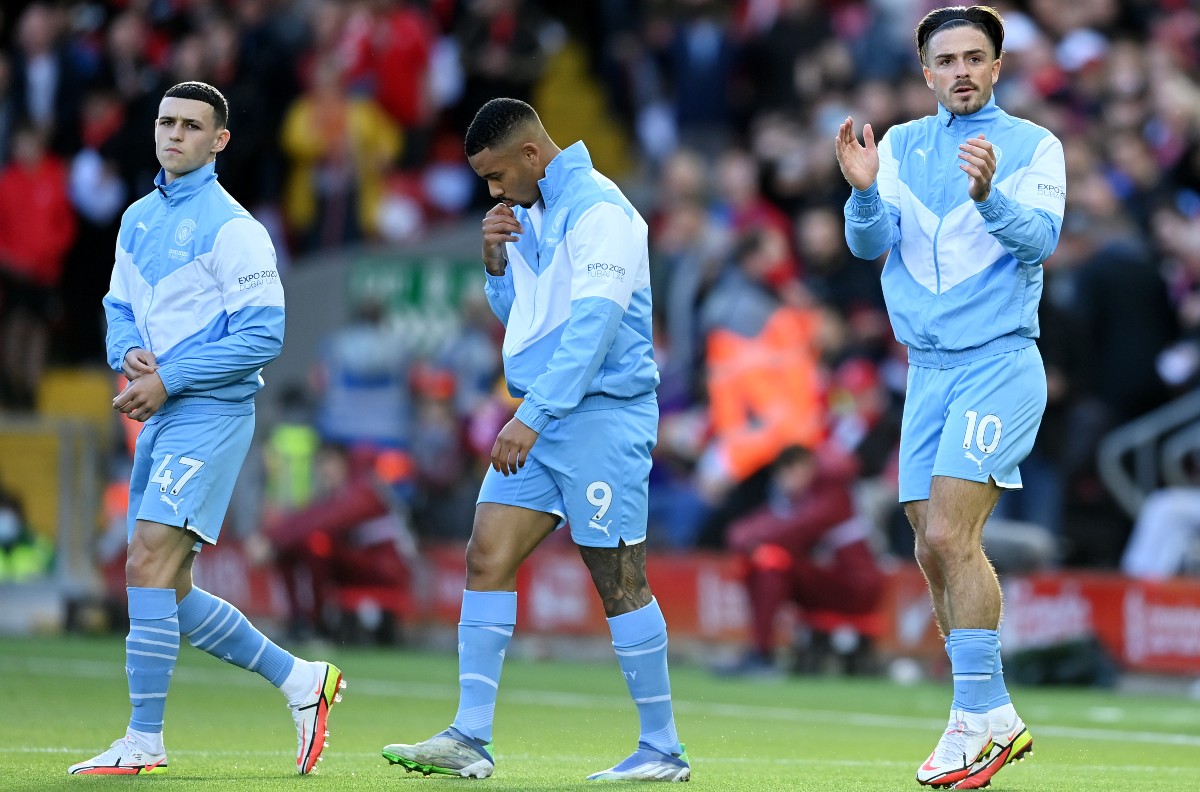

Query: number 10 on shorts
[[151, 454, 206, 496], [962, 410, 1003, 454]]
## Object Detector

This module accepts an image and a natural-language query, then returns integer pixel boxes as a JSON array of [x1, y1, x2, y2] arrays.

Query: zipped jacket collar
[[154, 161, 218, 207], [936, 95, 1001, 130], [537, 141, 591, 206]]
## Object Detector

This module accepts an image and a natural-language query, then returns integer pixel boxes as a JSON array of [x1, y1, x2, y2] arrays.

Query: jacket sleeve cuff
[[113, 345, 140, 374], [514, 400, 551, 434], [155, 363, 185, 396], [975, 187, 1014, 224], [848, 184, 882, 219]]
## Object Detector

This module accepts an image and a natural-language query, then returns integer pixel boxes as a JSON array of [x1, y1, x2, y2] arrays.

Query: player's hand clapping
[[481, 203, 522, 276], [835, 117, 879, 191], [959, 134, 996, 202]]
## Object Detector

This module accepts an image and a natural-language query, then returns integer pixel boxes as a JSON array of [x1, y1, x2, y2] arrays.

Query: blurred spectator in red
[[347, 0, 438, 170], [720, 445, 884, 676], [0, 122, 75, 409], [824, 356, 906, 553], [826, 359, 899, 479], [268, 443, 415, 641], [280, 55, 401, 252], [712, 148, 797, 286]]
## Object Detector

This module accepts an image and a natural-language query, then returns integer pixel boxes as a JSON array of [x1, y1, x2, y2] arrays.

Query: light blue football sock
[[451, 590, 516, 744], [988, 639, 1012, 709], [947, 628, 998, 714], [608, 598, 681, 756], [177, 587, 294, 686], [126, 587, 180, 734]]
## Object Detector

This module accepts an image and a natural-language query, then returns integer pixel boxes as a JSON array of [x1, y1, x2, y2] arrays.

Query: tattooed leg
[[578, 541, 653, 617], [581, 540, 682, 760]]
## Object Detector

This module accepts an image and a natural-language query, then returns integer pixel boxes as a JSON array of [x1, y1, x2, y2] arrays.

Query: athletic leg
[[69, 520, 194, 775], [454, 502, 556, 740], [171, 553, 295, 685], [905, 499, 951, 639], [916, 477, 1002, 786], [146, 408, 346, 775], [581, 541, 689, 781], [383, 502, 556, 778]]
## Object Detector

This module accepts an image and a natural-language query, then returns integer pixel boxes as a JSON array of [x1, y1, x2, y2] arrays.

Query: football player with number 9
[[381, 98, 689, 783]]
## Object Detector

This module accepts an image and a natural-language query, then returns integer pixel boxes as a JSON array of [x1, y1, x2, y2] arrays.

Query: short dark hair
[[774, 444, 815, 471], [916, 5, 1004, 65], [464, 98, 540, 157], [163, 81, 229, 128]]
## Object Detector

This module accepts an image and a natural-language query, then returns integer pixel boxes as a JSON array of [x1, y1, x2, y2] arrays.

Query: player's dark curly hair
[[916, 5, 1004, 65], [465, 98, 540, 156], [163, 81, 229, 128]]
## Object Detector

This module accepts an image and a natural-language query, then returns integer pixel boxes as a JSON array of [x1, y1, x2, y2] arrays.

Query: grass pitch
[[3, 635, 1198, 791]]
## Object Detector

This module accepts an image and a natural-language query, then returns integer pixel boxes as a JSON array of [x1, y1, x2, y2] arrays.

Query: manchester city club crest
[[174, 218, 196, 246]]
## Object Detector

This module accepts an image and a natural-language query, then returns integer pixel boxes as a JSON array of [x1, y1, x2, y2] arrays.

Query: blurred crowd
[[2, 0, 1200, 636]]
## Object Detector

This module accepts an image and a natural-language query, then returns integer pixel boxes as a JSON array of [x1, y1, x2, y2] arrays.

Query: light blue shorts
[[477, 398, 657, 548], [898, 345, 1046, 503], [128, 409, 254, 545]]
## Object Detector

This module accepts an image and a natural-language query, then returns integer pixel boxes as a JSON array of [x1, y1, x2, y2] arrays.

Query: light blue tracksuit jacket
[[484, 141, 659, 432], [844, 97, 1066, 368], [103, 162, 285, 414]]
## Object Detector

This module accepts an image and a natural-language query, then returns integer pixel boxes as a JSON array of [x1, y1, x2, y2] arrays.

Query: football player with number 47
[[69, 81, 343, 777]]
